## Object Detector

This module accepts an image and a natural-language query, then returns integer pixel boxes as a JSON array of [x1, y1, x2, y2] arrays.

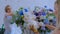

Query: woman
[[4, 5, 13, 34], [4, 5, 22, 34], [52, 0, 60, 34], [45, 0, 60, 34]]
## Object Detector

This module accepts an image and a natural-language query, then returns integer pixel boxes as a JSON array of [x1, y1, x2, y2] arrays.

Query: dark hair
[[5, 5, 10, 13]]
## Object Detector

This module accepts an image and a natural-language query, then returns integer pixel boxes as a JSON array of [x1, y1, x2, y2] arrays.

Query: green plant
[[0, 24, 5, 34]]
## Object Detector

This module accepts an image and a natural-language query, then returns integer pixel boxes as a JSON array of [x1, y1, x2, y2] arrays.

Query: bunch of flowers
[[12, 7, 29, 26], [33, 6, 56, 33], [12, 7, 25, 26], [12, 6, 56, 34]]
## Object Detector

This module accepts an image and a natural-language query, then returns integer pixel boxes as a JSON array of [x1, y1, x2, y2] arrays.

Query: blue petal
[[34, 13, 39, 16], [48, 9, 53, 12], [42, 12, 46, 16], [24, 9, 28, 12], [19, 10, 23, 15], [44, 6, 47, 8], [44, 19, 49, 24]]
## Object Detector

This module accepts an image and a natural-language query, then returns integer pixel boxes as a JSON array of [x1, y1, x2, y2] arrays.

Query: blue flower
[[41, 12, 46, 16], [24, 8, 28, 12], [19, 10, 23, 16], [35, 12, 39, 16], [44, 19, 49, 24], [48, 9, 53, 12], [44, 6, 47, 8], [33, 11, 39, 16]]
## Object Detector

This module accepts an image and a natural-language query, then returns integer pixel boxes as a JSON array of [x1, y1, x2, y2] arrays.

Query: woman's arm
[[45, 24, 56, 30], [6, 12, 13, 16]]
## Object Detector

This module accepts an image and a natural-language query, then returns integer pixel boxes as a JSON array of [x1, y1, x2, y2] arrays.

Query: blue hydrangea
[[41, 11, 46, 16], [19, 10, 24, 16], [24, 8, 28, 12], [44, 19, 49, 24]]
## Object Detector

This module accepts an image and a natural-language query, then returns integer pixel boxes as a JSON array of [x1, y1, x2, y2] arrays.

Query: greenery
[[0, 24, 5, 34], [12, 7, 24, 26]]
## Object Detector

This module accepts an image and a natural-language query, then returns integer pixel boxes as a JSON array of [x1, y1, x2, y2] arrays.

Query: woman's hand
[[45, 24, 56, 30]]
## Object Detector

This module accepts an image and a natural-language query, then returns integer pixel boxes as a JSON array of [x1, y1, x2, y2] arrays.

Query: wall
[[0, 0, 56, 28]]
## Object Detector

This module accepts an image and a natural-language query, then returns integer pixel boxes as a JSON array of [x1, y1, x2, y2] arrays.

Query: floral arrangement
[[12, 6, 56, 34], [33, 6, 56, 33], [12, 7, 24, 26]]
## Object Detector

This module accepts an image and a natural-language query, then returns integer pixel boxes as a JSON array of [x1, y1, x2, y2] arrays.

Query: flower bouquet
[[12, 7, 24, 26], [33, 6, 56, 34], [12, 6, 56, 34]]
